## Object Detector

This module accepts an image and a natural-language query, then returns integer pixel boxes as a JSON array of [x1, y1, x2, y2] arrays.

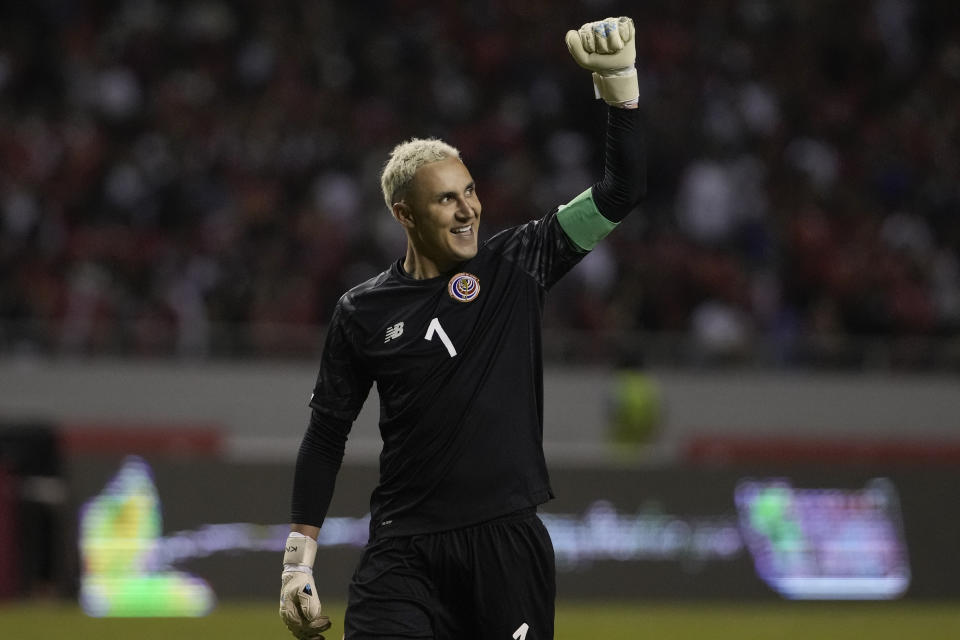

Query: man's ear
[[392, 201, 415, 229]]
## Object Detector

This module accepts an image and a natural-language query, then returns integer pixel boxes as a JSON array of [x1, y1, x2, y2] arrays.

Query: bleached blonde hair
[[380, 138, 462, 211]]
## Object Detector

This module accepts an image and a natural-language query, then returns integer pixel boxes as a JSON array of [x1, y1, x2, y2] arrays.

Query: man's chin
[[444, 241, 477, 261], [455, 247, 478, 262]]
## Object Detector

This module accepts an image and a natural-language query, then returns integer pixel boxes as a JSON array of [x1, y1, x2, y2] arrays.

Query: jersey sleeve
[[556, 187, 619, 251], [486, 189, 615, 290], [308, 298, 373, 422]]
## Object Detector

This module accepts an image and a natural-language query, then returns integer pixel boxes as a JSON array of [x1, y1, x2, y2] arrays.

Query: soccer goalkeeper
[[280, 16, 645, 640]]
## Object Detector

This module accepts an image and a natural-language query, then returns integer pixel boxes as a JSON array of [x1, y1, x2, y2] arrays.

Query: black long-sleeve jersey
[[310, 209, 585, 538], [293, 106, 644, 538]]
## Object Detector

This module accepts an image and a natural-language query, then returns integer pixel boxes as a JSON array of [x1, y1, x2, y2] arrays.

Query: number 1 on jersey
[[425, 317, 457, 357]]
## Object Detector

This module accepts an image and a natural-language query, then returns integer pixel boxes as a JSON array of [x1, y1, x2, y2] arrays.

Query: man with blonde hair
[[281, 16, 645, 640]]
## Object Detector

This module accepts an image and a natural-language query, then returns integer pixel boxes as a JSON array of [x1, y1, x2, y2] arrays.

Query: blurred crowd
[[1, 0, 959, 366]]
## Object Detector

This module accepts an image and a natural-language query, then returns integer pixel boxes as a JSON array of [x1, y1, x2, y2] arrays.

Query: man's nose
[[455, 197, 474, 217]]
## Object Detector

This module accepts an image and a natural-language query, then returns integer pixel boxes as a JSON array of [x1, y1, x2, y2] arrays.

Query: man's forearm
[[591, 105, 646, 222], [290, 409, 350, 527]]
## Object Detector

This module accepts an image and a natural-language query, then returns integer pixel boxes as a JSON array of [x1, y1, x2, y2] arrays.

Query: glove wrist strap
[[283, 532, 318, 568], [592, 68, 639, 105], [283, 563, 313, 574]]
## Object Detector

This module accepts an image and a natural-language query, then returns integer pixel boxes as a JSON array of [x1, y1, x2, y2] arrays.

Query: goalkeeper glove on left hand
[[565, 16, 639, 107], [280, 533, 331, 640]]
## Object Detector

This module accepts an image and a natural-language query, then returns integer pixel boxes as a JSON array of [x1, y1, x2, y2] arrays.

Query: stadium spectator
[[1, 1, 958, 367]]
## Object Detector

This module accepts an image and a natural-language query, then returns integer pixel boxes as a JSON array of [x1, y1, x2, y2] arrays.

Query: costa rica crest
[[448, 272, 480, 302]]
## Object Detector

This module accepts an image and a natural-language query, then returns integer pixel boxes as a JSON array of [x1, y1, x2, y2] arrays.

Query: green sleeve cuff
[[556, 188, 619, 251]]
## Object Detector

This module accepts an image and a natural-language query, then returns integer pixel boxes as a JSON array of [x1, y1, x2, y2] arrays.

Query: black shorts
[[344, 509, 556, 640]]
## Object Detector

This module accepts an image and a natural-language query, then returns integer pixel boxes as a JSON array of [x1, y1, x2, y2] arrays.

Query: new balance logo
[[384, 322, 405, 343]]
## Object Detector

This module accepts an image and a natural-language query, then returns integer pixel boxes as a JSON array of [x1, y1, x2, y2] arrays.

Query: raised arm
[[558, 16, 646, 251]]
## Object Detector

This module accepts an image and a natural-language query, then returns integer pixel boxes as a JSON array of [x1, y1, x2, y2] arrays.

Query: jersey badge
[[448, 272, 480, 302]]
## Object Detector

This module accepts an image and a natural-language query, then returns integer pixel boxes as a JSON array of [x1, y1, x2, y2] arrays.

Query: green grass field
[[2, 600, 960, 639]]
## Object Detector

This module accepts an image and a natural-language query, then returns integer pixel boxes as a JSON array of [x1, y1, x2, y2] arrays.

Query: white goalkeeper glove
[[565, 16, 638, 107], [280, 532, 332, 640]]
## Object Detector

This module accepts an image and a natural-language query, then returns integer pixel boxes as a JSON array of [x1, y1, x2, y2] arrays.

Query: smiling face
[[394, 156, 482, 279]]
